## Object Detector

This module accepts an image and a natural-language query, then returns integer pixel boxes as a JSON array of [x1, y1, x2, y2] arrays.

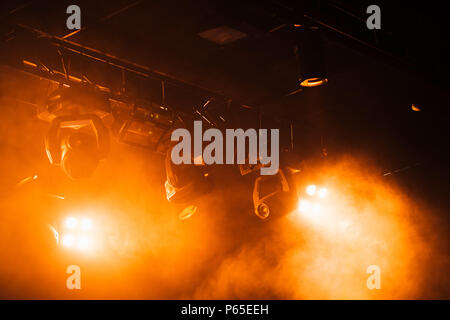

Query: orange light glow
[[306, 184, 317, 196], [76, 235, 91, 251], [64, 217, 78, 229], [80, 218, 93, 231], [411, 104, 422, 111], [165, 180, 176, 201], [317, 187, 327, 198], [300, 77, 328, 87], [278, 157, 445, 299], [61, 234, 75, 248], [298, 199, 311, 213], [60, 215, 98, 253], [0, 122, 446, 299], [179, 205, 198, 220]]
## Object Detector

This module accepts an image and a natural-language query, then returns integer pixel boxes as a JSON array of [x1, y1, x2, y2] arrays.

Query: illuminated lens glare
[[298, 199, 322, 215], [77, 236, 91, 251], [64, 217, 78, 229], [306, 185, 317, 196], [318, 188, 327, 198], [61, 216, 95, 252], [298, 199, 310, 213], [62, 234, 75, 248], [80, 218, 93, 231]]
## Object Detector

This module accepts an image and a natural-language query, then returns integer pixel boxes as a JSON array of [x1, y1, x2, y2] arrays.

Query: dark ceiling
[[3, 0, 449, 93], [1, 0, 449, 172]]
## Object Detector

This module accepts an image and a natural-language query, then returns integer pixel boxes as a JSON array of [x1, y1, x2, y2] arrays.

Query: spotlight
[[40, 86, 111, 119], [64, 216, 78, 229], [111, 99, 174, 151], [252, 169, 297, 220], [61, 234, 75, 248], [45, 114, 110, 179], [298, 199, 310, 213], [80, 218, 93, 231], [55, 215, 96, 252], [294, 26, 328, 87], [297, 184, 329, 219], [76, 235, 91, 251], [317, 187, 327, 198], [306, 184, 317, 196], [164, 147, 212, 204], [255, 202, 270, 220]]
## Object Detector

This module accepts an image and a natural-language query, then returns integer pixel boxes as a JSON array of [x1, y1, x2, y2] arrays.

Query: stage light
[[112, 99, 174, 151], [61, 132, 100, 179], [80, 218, 93, 231], [318, 187, 327, 198], [64, 216, 78, 229], [61, 234, 75, 248], [300, 78, 328, 87], [40, 86, 111, 120], [45, 114, 110, 179], [164, 147, 212, 204], [255, 203, 271, 220], [165, 180, 177, 202], [294, 26, 328, 88], [252, 169, 297, 220], [298, 199, 310, 213], [306, 184, 317, 196], [56, 215, 97, 253], [298, 197, 320, 213], [297, 184, 328, 219], [76, 235, 91, 251]]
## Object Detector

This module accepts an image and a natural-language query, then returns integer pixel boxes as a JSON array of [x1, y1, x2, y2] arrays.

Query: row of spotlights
[[298, 184, 327, 215], [306, 184, 327, 198], [64, 217, 93, 231], [61, 234, 91, 251], [59, 216, 95, 252]]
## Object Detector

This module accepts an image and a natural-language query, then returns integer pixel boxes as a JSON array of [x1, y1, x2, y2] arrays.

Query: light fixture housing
[[252, 169, 297, 220], [45, 114, 110, 179], [164, 147, 212, 204], [294, 26, 328, 88]]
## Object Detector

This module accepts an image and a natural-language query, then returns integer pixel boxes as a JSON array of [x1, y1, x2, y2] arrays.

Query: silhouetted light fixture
[[40, 86, 111, 121], [294, 26, 328, 87], [45, 114, 110, 179], [252, 169, 297, 220], [164, 147, 212, 204]]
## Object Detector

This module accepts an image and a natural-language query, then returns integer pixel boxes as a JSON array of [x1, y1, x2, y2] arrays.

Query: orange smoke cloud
[[0, 74, 447, 298], [192, 156, 448, 299]]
